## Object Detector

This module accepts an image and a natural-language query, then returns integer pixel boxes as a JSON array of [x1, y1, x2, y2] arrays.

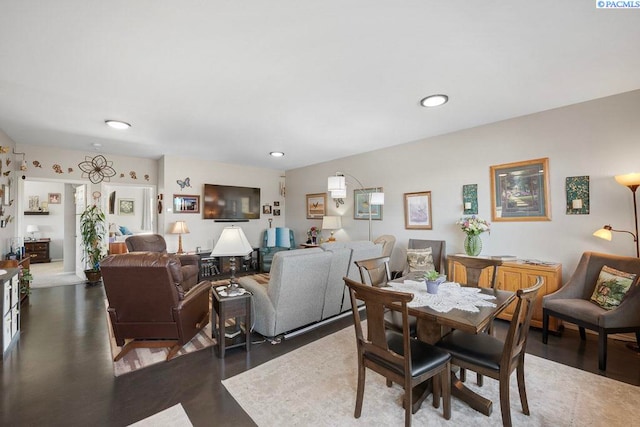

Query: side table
[[211, 285, 252, 358]]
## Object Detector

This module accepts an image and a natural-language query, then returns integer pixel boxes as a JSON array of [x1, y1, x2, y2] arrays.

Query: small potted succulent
[[424, 270, 446, 294]]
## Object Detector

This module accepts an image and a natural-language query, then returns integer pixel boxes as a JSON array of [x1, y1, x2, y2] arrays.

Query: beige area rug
[[128, 403, 193, 427], [223, 323, 640, 427], [30, 260, 87, 288], [105, 300, 215, 376]]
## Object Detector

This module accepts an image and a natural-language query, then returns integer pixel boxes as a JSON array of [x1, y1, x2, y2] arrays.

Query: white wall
[[104, 184, 152, 233], [160, 156, 285, 252], [285, 90, 640, 280]]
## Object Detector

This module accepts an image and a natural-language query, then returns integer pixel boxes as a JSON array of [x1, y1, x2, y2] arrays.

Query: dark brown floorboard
[[2, 284, 638, 426]]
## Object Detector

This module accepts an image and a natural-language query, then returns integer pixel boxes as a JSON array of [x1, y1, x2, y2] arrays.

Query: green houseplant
[[80, 204, 107, 284], [424, 269, 446, 294]]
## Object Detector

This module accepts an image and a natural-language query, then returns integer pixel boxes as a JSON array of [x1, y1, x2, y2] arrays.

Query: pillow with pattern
[[407, 247, 435, 272], [590, 265, 636, 310]]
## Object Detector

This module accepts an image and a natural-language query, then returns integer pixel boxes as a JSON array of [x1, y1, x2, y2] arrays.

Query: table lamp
[[211, 226, 253, 295], [322, 215, 342, 242], [169, 221, 190, 254], [26, 224, 39, 241]]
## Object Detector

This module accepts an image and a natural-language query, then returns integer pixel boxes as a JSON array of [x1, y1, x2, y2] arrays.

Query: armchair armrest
[[176, 280, 211, 309], [543, 254, 591, 303], [178, 254, 200, 267], [238, 276, 277, 336]]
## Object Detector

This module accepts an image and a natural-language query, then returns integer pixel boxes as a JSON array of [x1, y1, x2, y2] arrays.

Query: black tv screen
[[203, 184, 261, 220]]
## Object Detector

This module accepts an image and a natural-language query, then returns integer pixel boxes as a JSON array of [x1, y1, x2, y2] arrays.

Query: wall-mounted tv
[[203, 184, 261, 221]]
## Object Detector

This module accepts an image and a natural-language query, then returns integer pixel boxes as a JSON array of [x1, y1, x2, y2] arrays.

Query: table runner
[[388, 280, 497, 313]]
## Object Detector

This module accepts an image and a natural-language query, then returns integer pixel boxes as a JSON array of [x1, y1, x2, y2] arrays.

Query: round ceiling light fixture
[[420, 94, 449, 108], [270, 151, 285, 158], [105, 120, 131, 130]]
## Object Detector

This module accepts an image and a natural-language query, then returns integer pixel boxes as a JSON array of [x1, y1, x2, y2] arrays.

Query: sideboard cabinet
[[447, 257, 562, 332], [2, 268, 21, 358], [25, 239, 51, 264]]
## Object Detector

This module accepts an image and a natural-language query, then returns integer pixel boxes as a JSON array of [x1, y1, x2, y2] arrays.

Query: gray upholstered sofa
[[238, 240, 383, 338]]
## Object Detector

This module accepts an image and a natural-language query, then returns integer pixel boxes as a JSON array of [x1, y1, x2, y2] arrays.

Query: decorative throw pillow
[[590, 265, 636, 310], [113, 225, 123, 236], [407, 247, 435, 272]]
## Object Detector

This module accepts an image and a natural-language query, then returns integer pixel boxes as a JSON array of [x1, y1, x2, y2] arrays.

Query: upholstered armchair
[[395, 239, 447, 279], [100, 252, 210, 360], [259, 227, 295, 273], [125, 234, 199, 287], [542, 251, 640, 370]]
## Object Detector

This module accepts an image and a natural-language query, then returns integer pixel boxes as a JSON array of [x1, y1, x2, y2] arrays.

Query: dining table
[[388, 273, 516, 417]]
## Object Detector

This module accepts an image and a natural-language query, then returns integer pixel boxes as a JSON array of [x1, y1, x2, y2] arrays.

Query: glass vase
[[464, 234, 482, 256]]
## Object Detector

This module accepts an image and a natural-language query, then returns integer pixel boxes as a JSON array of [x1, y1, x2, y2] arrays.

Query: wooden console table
[[447, 256, 562, 332]]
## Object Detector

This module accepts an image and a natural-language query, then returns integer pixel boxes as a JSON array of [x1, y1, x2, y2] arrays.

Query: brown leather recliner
[[101, 252, 211, 361], [125, 234, 200, 287]]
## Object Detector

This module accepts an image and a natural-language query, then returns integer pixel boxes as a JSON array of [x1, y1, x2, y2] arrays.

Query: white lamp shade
[[26, 225, 39, 233], [331, 189, 347, 199], [211, 226, 253, 256], [369, 192, 384, 205], [322, 215, 342, 230], [169, 221, 190, 234], [328, 175, 346, 192], [593, 228, 612, 241], [614, 173, 640, 187]]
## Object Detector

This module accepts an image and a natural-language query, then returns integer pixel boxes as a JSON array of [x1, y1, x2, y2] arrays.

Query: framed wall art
[[173, 194, 200, 213], [262, 204, 272, 214], [48, 193, 61, 204], [354, 187, 383, 220], [404, 191, 432, 230], [462, 184, 478, 215], [306, 193, 326, 219], [565, 176, 589, 215], [490, 157, 551, 222], [118, 198, 135, 215]]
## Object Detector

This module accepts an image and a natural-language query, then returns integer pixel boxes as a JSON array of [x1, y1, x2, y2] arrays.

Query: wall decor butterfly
[[177, 177, 191, 190]]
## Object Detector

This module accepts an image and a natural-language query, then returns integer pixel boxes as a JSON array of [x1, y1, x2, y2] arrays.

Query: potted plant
[[424, 269, 446, 294], [80, 204, 107, 284]]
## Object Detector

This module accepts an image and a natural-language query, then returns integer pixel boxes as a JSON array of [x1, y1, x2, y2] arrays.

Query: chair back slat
[[502, 276, 543, 366], [356, 256, 391, 287], [447, 255, 502, 288]]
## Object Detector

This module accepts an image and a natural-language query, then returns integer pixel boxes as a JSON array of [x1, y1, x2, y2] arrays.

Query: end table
[[211, 285, 252, 358]]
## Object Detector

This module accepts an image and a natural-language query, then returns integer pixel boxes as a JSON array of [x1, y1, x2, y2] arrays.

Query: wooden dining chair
[[447, 254, 503, 288], [435, 277, 543, 427], [344, 277, 451, 427]]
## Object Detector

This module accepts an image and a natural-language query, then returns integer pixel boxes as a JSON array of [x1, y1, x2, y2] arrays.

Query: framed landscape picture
[[173, 194, 200, 213], [118, 198, 135, 215], [404, 191, 432, 229], [306, 193, 326, 219], [354, 187, 383, 220], [490, 157, 551, 222]]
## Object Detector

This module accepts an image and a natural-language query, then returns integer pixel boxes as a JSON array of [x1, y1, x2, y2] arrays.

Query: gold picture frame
[[306, 193, 326, 219], [404, 191, 432, 230], [490, 157, 551, 222]]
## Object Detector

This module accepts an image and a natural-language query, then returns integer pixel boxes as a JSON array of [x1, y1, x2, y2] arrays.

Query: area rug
[[222, 323, 640, 427], [128, 403, 193, 427], [105, 300, 215, 377]]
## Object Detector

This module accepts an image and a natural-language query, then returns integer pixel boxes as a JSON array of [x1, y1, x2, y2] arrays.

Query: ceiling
[[1, 2, 639, 171]]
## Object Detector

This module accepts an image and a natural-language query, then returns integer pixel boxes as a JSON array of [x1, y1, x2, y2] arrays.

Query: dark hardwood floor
[[2, 283, 639, 426]]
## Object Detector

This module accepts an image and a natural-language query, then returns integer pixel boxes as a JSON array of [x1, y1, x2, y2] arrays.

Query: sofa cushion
[[407, 247, 435, 272], [590, 265, 636, 310]]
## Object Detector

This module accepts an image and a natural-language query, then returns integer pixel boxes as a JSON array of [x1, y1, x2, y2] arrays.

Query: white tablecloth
[[388, 280, 497, 313]]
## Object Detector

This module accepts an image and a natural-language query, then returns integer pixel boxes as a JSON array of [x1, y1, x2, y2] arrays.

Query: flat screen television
[[203, 184, 261, 220]]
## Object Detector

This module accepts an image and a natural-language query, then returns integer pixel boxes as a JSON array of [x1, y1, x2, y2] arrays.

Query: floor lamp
[[593, 172, 640, 353], [328, 172, 384, 241]]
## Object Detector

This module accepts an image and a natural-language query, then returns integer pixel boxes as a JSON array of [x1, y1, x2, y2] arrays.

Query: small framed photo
[[306, 193, 326, 219], [274, 201, 280, 207], [273, 209, 281, 216], [263, 204, 272, 214], [118, 199, 135, 215], [354, 187, 383, 220], [490, 157, 551, 222], [404, 191, 432, 230], [48, 193, 61, 204], [173, 194, 200, 213]]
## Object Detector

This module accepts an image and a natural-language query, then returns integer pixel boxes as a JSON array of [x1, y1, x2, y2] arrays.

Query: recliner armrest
[[176, 280, 211, 308], [178, 254, 200, 267]]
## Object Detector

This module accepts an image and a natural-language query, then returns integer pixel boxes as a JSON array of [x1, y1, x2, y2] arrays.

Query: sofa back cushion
[[268, 248, 332, 333]]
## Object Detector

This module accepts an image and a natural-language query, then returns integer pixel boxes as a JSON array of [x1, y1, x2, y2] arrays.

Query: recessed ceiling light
[[420, 94, 449, 108], [92, 143, 102, 148], [105, 120, 131, 130], [270, 151, 285, 158]]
